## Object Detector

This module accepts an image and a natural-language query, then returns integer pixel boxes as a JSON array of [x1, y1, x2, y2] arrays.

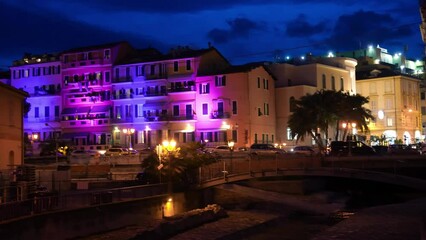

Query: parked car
[[212, 145, 233, 152], [329, 141, 376, 156], [70, 149, 100, 158], [291, 146, 317, 156], [104, 147, 128, 156], [388, 144, 421, 155], [249, 143, 286, 157]]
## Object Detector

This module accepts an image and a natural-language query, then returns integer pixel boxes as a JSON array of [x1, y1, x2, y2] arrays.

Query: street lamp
[[160, 139, 177, 218], [122, 128, 135, 149], [227, 140, 234, 173], [45, 123, 58, 164], [342, 122, 357, 141]]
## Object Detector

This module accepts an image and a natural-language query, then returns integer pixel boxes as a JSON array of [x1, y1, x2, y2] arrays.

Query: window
[[105, 71, 110, 82], [287, 128, 293, 140], [289, 97, 296, 112], [387, 117, 393, 127], [385, 80, 392, 93], [258, 108, 262, 116], [35, 107, 39, 118], [232, 101, 237, 114], [322, 74, 326, 89], [370, 100, 377, 111], [257, 77, 261, 88], [215, 76, 226, 86], [104, 49, 111, 59], [370, 82, 377, 94], [115, 68, 119, 80], [232, 130, 237, 142], [126, 67, 130, 80], [45, 106, 49, 118], [173, 105, 180, 116], [422, 106, 426, 115], [137, 65, 144, 76], [385, 98, 393, 109], [55, 106, 59, 117], [263, 79, 268, 89], [264, 103, 269, 116], [340, 77, 344, 91], [331, 76, 335, 90], [421, 92, 425, 100], [174, 61, 179, 72], [186, 60, 191, 70], [150, 65, 155, 75], [199, 83, 210, 94], [202, 103, 208, 115]]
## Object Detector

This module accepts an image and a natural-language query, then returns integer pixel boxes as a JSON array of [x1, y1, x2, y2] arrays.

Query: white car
[[291, 146, 317, 156], [105, 148, 128, 156]]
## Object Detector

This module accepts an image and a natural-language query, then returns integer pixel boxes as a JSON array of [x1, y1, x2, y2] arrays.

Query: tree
[[288, 90, 375, 154], [141, 142, 218, 188]]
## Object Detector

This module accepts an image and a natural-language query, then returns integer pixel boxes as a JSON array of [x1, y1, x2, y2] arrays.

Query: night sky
[[0, 0, 423, 71]]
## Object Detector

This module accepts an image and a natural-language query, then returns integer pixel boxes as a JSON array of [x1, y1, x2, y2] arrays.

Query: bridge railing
[[199, 153, 426, 184], [199, 153, 321, 183]]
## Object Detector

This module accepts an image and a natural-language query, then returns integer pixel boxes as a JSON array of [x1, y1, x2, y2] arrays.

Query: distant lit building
[[269, 56, 357, 148], [356, 66, 422, 144]]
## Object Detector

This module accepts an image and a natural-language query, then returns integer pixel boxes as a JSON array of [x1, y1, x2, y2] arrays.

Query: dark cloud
[[207, 17, 265, 44], [0, 1, 166, 69], [326, 10, 415, 52], [285, 14, 328, 37]]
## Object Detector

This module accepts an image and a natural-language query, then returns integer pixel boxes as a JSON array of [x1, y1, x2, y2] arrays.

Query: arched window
[[289, 96, 296, 112], [322, 74, 326, 89], [331, 76, 335, 90], [340, 77, 344, 91]]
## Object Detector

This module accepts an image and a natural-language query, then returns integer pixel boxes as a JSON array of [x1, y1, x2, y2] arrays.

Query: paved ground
[[312, 198, 426, 240]]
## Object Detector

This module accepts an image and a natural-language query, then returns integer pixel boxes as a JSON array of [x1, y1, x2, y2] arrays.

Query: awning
[[75, 106, 91, 114], [61, 108, 76, 115], [90, 105, 110, 113]]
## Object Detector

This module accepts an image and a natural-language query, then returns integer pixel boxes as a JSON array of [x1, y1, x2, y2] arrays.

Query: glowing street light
[[227, 140, 235, 173], [122, 128, 135, 149]]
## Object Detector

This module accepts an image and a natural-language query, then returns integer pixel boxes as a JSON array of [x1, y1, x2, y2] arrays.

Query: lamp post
[[227, 140, 234, 173], [122, 128, 135, 149], [45, 123, 58, 164], [160, 139, 177, 218]]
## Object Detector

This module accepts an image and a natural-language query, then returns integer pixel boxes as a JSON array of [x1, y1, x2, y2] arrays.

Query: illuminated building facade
[[9, 43, 278, 151]]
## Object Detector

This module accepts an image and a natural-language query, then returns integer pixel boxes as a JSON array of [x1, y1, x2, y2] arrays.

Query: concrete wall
[[0, 192, 196, 240]]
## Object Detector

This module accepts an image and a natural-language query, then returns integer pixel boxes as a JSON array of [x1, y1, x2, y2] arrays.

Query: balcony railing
[[61, 118, 110, 128], [144, 91, 167, 97], [210, 111, 231, 119], [111, 117, 134, 123], [112, 94, 133, 100], [112, 77, 133, 83], [168, 86, 195, 93]]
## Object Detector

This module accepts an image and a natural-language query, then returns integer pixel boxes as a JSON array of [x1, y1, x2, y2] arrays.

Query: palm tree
[[288, 90, 374, 153]]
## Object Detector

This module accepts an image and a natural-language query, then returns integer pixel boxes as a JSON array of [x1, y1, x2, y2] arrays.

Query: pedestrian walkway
[[312, 198, 426, 240]]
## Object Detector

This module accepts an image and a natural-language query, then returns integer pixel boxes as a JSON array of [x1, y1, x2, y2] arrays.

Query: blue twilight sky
[[0, 0, 424, 71]]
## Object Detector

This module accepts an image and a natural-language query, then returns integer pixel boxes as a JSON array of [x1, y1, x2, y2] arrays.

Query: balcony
[[210, 111, 230, 119], [168, 86, 195, 93], [61, 118, 110, 128], [112, 77, 132, 83], [111, 117, 134, 123], [144, 91, 167, 97], [112, 93, 133, 100], [141, 114, 195, 122]]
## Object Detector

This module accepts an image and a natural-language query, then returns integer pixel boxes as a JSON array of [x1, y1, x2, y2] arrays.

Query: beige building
[[268, 57, 357, 148], [356, 67, 422, 144], [196, 63, 276, 149], [0, 82, 28, 170]]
